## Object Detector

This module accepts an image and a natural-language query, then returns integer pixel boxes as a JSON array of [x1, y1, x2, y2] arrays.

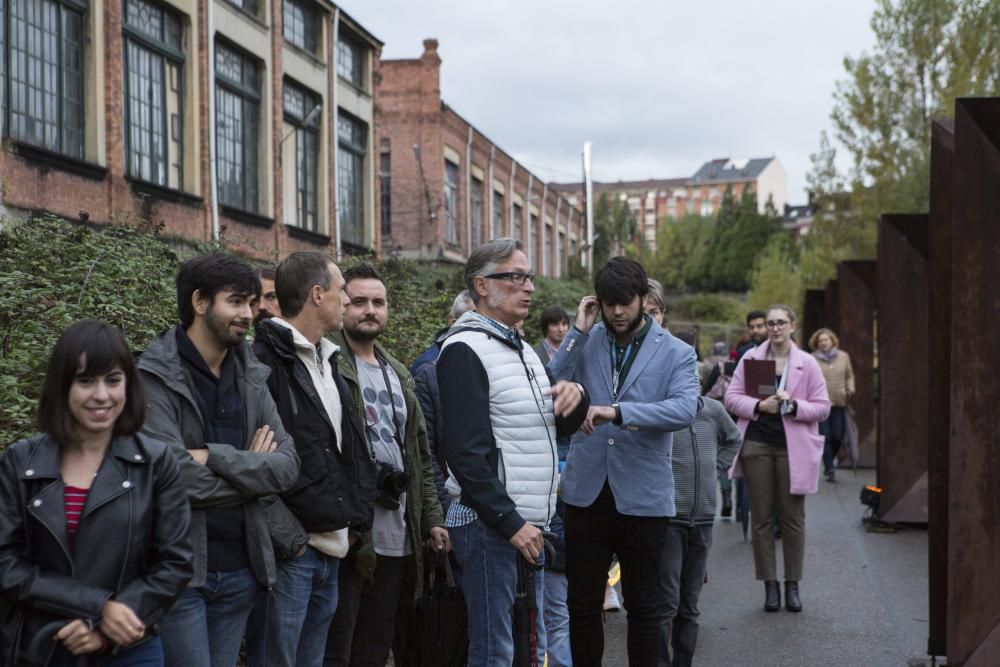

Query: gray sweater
[[671, 397, 741, 526]]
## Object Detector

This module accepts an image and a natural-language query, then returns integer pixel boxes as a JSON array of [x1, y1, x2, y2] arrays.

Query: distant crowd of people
[[0, 239, 856, 666]]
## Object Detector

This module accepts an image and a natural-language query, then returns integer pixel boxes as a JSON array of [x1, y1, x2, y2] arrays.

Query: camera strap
[[376, 352, 406, 459]]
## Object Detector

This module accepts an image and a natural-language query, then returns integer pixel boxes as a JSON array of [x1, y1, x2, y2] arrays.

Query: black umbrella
[[736, 478, 750, 540], [402, 550, 468, 667], [512, 556, 541, 667]]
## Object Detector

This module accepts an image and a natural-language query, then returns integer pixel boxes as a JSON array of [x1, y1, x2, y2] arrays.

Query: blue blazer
[[549, 320, 700, 517]]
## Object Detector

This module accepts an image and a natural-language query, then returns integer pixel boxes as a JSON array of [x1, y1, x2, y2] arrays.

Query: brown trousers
[[740, 439, 805, 581]]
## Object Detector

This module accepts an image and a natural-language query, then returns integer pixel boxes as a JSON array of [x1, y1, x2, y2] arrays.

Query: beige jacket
[[813, 350, 855, 407]]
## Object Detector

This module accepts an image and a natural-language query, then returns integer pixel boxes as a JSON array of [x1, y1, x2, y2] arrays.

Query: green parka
[[331, 332, 445, 599]]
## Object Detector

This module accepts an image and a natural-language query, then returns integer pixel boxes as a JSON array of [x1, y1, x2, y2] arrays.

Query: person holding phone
[[724, 305, 830, 613], [0, 319, 192, 666]]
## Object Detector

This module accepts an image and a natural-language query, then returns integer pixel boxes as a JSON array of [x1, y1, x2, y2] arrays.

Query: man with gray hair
[[437, 238, 590, 665]]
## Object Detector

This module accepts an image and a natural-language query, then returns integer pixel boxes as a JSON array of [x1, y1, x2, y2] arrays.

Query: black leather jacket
[[0, 434, 193, 666]]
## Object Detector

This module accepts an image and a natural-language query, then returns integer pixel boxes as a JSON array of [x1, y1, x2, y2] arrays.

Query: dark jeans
[[324, 553, 415, 667], [49, 637, 164, 667], [160, 568, 259, 667], [565, 483, 672, 667], [820, 406, 847, 474], [663, 525, 713, 667]]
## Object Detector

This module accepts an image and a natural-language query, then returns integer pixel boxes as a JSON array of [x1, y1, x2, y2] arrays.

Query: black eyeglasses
[[484, 272, 535, 285], [766, 319, 790, 329]]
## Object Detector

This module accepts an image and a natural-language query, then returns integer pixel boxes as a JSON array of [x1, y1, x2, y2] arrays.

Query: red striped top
[[64, 486, 90, 548]]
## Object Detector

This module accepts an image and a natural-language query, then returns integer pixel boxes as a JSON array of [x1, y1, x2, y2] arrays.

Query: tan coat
[[813, 350, 855, 407]]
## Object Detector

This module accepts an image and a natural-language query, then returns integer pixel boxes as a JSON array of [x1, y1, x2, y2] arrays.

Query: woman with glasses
[[0, 320, 192, 666], [808, 328, 854, 483], [724, 306, 829, 613]]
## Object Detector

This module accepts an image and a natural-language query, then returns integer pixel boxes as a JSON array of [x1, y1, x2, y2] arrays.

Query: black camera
[[375, 461, 411, 510]]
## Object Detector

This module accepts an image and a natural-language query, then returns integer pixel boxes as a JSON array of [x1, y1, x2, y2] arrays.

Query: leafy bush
[[0, 215, 179, 445], [0, 215, 592, 444]]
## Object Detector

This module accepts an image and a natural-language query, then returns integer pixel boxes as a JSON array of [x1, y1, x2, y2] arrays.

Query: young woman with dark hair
[[0, 319, 192, 666]]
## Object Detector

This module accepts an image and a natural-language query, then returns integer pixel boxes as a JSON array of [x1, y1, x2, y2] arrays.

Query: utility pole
[[583, 141, 594, 275]]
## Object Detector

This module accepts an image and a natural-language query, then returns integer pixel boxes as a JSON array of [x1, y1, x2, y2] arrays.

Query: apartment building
[[553, 156, 787, 251], [0, 0, 381, 259], [375, 39, 586, 278]]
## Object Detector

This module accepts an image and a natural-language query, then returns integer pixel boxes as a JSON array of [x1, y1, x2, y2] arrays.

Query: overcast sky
[[340, 1, 877, 203]]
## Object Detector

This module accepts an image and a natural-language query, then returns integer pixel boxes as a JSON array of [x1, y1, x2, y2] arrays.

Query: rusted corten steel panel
[[824, 279, 840, 337], [836, 261, 876, 466], [927, 118, 953, 659], [802, 289, 827, 349], [876, 214, 929, 523], [947, 99, 1000, 667]]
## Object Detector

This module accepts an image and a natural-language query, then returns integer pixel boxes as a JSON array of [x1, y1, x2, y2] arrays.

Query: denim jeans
[[49, 637, 164, 667], [663, 524, 713, 667], [543, 571, 572, 667], [246, 546, 340, 667], [450, 519, 546, 667], [820, 406, 847, 474], [160, 568, 259, 667], [565, 483, 672, 667]]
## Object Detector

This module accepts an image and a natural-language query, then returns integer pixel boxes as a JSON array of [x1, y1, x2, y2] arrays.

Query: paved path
[[600, 469, 932, 666]]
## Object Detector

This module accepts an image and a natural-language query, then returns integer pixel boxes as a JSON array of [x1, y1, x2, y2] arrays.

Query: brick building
[[553, 156, 787, 251], [0, 0, 381, 260], [376, 39, 586, 277]]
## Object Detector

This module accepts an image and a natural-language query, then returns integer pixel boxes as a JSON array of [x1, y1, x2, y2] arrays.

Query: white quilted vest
[[442, 328, 558, 527]]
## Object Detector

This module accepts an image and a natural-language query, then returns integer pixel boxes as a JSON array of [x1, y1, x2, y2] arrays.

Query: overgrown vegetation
[[0, 215, 591, 445]]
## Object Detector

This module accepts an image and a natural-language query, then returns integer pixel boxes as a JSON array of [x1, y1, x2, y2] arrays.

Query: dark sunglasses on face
[[484, 272, 535, 286]]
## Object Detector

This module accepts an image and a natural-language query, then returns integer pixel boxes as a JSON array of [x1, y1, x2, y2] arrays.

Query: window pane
[[380, 147, 391, 239], [126, 0, 163, 42], [126, 39, 168, 184], [8, 0, 84, 157], [512, 203, 522, 242], [444, 160, 459, 245], [225, 0, 257, 15], [492, 191, 504, 240], [283, 0, 316, 53], [470, 177, 483, 249], [527, 213, 536, 265], [336, 36, 363, 88]]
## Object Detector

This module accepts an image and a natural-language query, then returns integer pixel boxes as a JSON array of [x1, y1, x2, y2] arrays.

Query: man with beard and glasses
[[325, 263, 446, 667], [138, 252, 300, 667], [548, 256, 699, 667]]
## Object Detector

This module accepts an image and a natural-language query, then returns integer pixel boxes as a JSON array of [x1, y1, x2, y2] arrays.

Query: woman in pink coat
[[725, 305, 830, 614]]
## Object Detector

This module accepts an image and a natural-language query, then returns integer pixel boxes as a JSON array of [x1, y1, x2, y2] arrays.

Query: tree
[[749, 0, 1000, 313], [592, 192, 637, 264], [694, 187, 782, 292]]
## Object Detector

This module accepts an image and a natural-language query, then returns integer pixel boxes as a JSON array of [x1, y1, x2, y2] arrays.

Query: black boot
[[785, 580, 802, 612], [721, 489, 733, 517], [764, 580, 780, 612]]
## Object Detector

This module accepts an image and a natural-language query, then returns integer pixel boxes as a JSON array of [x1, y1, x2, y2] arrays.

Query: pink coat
[[725, 340, 831, 495]]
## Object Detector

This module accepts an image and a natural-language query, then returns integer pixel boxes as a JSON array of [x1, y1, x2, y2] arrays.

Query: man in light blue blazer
[[548, 257, 700, 667]]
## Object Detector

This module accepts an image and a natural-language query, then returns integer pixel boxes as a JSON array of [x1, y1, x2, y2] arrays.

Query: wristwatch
[[612, 403, 622, 425]]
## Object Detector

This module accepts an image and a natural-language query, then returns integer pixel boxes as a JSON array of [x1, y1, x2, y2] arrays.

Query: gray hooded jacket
[[138, 327, 300, 588]]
